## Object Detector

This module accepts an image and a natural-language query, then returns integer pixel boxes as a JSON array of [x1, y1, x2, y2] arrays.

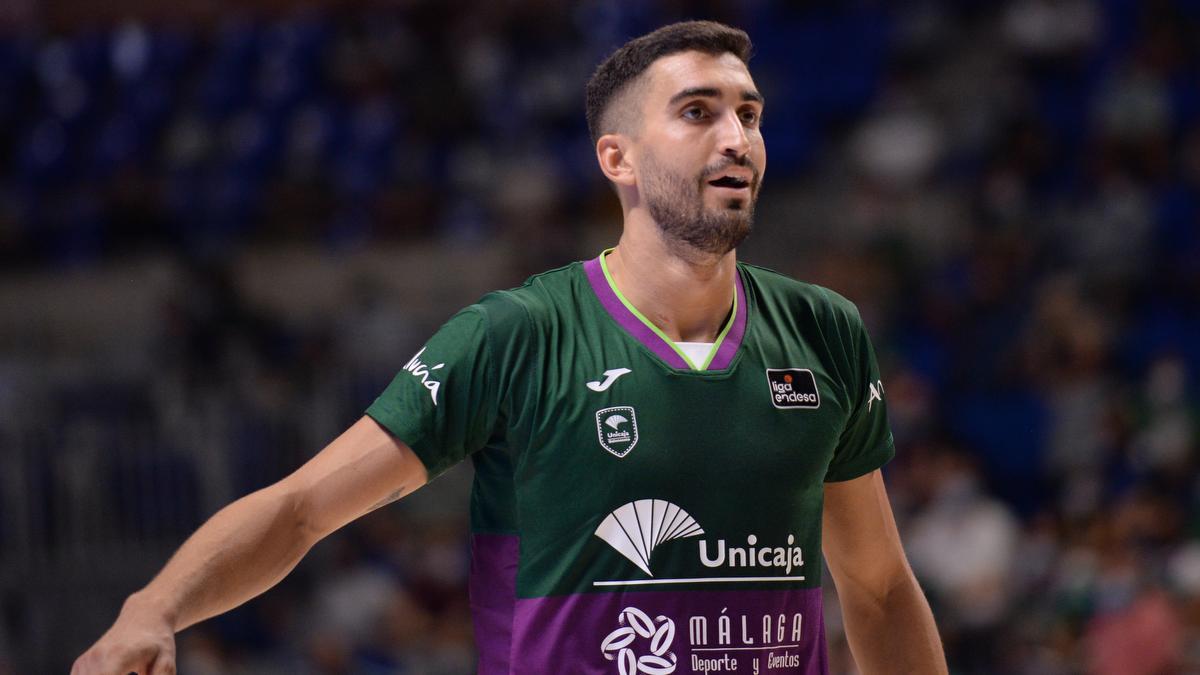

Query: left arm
[[823, 469, 947, 674]]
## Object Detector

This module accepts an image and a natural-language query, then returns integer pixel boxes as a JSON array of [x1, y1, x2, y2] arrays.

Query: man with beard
[[74, 20, 946, 675]]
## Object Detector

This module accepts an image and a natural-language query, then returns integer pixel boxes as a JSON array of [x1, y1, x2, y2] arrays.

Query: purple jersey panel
[[471, 533, 519, 675], [509, 587, 826, 674]]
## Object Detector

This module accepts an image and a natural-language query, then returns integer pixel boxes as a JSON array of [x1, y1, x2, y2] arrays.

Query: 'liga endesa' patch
[[765, 368, 820, 409]]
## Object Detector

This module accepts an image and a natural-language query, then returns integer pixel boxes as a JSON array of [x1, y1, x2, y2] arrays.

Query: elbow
[[273, 480, 322, 548], [833, 556, 918, 613]]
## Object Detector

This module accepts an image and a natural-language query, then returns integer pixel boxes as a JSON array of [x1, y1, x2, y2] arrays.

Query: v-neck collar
[[582, 249, 748, 371]]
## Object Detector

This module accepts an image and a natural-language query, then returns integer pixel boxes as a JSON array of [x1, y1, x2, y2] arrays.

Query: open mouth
[[707, 175, 751, 190]]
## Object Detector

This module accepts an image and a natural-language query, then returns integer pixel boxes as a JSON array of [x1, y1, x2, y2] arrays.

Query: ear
[[596, 134, 637, 188]]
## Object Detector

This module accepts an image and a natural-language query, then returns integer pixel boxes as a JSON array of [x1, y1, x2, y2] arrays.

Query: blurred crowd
[[2, 1, 1200, 674]]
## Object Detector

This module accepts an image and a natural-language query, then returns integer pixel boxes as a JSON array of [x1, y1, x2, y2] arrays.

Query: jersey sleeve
[[823, 294, 896, 482], [366, 296, 523, 480]]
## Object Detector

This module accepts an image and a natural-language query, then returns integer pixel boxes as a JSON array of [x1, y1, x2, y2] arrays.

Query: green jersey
[[367, 252, 894, 675]]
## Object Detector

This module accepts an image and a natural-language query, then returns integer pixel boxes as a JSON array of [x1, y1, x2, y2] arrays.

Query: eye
[[739, 108, 761, 126], [682, 105, 708, 121]]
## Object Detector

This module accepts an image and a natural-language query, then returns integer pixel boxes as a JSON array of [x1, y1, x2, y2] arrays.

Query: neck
[[605, 220, 737, 343]]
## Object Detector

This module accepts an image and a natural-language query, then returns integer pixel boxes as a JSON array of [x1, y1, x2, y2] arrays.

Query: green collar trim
[[598, 248, 737, 371]]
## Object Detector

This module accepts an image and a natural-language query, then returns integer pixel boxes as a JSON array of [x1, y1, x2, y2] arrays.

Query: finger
[[148, 650, 177, 675], [97, 646, 155, 675], [71, 649, 115, 675]]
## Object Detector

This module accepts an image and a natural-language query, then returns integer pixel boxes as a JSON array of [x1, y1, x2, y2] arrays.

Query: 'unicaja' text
[[699, 535, 804, 576]]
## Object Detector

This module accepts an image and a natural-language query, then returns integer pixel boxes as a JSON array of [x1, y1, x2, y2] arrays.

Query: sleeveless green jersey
[[367, 252, 894, 675]]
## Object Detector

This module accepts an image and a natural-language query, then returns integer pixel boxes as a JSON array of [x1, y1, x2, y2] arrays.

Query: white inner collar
[[673, 341, 716, 366]]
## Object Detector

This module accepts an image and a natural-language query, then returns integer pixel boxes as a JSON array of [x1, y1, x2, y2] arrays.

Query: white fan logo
[[594, 499, 704, 576], [601, 607, 677, 675]]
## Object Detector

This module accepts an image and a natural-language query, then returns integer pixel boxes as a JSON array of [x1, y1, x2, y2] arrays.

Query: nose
[[717, 110, 751, 160]]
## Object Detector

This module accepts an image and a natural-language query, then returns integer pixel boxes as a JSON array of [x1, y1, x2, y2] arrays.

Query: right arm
[[72, 415, 429, 675]]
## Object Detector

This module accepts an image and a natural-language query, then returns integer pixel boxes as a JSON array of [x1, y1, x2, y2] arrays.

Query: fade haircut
[[585, 20, 752, 145]]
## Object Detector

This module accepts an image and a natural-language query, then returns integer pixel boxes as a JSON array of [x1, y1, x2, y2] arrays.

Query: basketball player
[[74, 20, 946, 675]]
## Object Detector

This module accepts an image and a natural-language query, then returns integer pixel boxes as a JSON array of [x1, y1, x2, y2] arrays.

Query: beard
[[640, 150, 760, 257]]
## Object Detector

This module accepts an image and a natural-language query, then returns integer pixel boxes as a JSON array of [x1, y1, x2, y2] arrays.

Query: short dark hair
[[585, 20, 752, 144]]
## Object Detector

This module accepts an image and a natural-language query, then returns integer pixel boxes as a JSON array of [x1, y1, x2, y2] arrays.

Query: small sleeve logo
[[867, 379, 885, 412], [765, 369, 820, 409], [403, 346, 445, 405]]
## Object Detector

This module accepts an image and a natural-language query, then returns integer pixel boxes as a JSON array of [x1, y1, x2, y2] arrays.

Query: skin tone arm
[[72, 416, 429, 675], [823, 469, 948, 674]]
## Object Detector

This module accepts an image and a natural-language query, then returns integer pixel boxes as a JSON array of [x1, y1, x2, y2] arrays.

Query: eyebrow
[[668, 87, 765, 106]]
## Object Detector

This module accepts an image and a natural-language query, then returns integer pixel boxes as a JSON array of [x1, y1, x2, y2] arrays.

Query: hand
[[71, 596, 177, 675]]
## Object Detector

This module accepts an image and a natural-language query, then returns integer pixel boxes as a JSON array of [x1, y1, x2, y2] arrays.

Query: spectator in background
[[905, 446, 1020, 672]]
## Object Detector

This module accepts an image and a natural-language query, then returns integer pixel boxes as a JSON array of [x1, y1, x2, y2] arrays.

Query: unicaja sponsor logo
[[601, 607, 677, 675], [699, 534, 805, 576], [596, 406, 640, 457], [594, 500, 704, 576], [594, 500, 805, 581], [403, 347, 444, 405]]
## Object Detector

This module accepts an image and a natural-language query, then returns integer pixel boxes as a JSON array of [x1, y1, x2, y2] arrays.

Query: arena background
[[2, 1, 1199, 673]]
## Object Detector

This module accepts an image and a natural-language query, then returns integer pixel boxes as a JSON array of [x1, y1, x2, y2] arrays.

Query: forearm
[[129, 483, 316, 632], [74, 419, 423, 675], [838, 568, 947, 675]]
